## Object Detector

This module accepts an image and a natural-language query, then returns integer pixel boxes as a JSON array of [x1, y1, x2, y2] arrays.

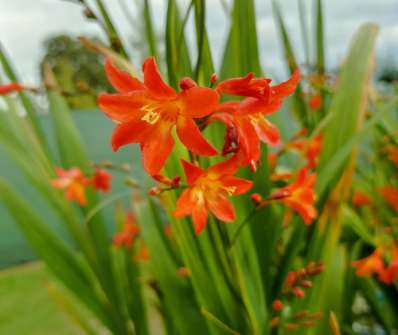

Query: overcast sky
[[0, 0, 397, 84]]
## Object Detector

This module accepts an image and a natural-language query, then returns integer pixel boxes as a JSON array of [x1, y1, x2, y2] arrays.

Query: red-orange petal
[[0, 82, 24, 95], [181, 160, 205, 184], [180, 86, 219, 118], [98, 92, 148, 123], [104, 57, 145, 93], [271, 69, 300, 98], [111, 119, 152, 151], [219, 176, 253, 195], [236, 117, 261, 164], [208, 195, 235, 222], [176, 116, 217, 156], [174, 189, 194, 217], [142, 57, 176, 99], [254, 117, 280, 146], [192, 205, 208, 234]]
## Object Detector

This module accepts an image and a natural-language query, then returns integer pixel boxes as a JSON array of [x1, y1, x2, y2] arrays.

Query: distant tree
[[40, 35, 112, 109]]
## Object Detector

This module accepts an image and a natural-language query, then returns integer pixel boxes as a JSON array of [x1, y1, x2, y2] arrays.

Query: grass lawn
[[0, 262, 84, 335]]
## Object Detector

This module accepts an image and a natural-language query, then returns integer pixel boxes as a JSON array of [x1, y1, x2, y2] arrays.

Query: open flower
[[286, 134, 323, 169], [113, 211, 140, 248], [211, 71, 300, 168], [51, 167, 90, 205], [92, 168, 112, 192], [352, 190, 372, 208], [268, 168, 317, 224], [352, 249, 384, 277], [173, 158, 252, 234], [0, 82, 24, 95], [99, 57, 219, 175]]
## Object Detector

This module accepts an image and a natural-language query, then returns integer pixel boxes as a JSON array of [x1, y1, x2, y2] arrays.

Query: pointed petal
[[176, 117, 217, 156], [209, 112, 235, 127], [254, 118, 280, 146], [174, 189, 194, 217], [271, 69, 300, 98], [142, 57, 176, 99], [179, 86, 219, 118], [181, 160, 205, 184], [208, 195, 235, 223], [208, 156, 240, 175], [111, 119, 152, 151], [98, 92, 148, 123], [192, 205, 208, 234], [141, 123, 174, 175], [237, 117, 261, 164], [216, 73, 253, 95], [219, 176, 253, 195], [104, 57, 145, 93]]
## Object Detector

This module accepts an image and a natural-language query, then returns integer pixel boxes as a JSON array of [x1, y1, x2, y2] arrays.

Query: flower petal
[[174, 189, 194, 217], [104, 57, 145, 93], [219, 176, 253, 195], [176, 117, 217, 156], [236, 117, 261, 165], [111, 119, 152, 151], [179, 86, 219, 118], [254, 117, 280, 146], [208, 195, 235, 222], [141, 123, 175, 175], [98, 92, 148, 123], [192, 205, 208, 234], [181, 160, 205, 184], [271, 69, 300, 98], [142, 57, 176, 99]]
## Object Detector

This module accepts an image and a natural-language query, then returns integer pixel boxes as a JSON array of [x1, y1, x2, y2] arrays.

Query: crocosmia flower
[[286, 134, 323, 169], [352, 249, 384, 277], [51, 168, 90, 205], [352, 190, 372, 208], [113, 211, 140, 248], [173, 158, 253, 234], [92, 168, 112, 192], [378, 186, 398, 212], [0, 82, 24, 95], [268, 168, 317, 224], [99, 57, 219, 175], [211, 71, 300, 168]]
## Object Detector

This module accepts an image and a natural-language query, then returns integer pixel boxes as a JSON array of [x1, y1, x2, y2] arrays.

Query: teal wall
[[0, 110, 145, 268]]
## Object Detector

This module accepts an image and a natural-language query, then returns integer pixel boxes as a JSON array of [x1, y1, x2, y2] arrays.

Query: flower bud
[[210, 73, 218, 84], [251, 193, 263, 205], [272, 299, 284, 312], [148, 187, 162, 196], [292, 287, 305, 298]]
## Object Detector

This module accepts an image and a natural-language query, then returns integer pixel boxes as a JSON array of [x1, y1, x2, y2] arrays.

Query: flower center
[[141, 104, 161, 124]]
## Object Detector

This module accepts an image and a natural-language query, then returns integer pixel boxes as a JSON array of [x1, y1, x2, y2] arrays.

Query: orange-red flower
[[99, 57, 219, 175], [51, 168, 90, 205], [211, 71, 300, 169], [352, 249, 384, 277], [92, 168, 112, 192], [352, 190, 372, 208], [173, 158, 253, 234], [378, 186, 398, 212], [113, 211, 140, 248], [286, 134, 323, 169], [268, 168, 317, 224], [0, 82, 24, 95]]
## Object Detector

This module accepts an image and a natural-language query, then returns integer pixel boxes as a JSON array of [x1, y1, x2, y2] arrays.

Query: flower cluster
[[99, 57, 318, 233], [51, 167, 112, 205]]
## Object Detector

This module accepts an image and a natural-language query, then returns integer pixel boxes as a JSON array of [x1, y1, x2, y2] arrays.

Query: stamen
[[224, 186, 237, 195], [141, 104, 160, 124]]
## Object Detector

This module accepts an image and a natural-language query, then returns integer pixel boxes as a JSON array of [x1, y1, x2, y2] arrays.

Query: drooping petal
[[254, 117, 280, 146], [208, 195, 235, 222], [141, 122, 175, 175], [179, 86, 219, 118], [98, 92, 148, 123], [111, 118, 152, 151], [236, 116, 261, 165], [181, 160, 205, 184], [219, 176, 253, 195], [192, 205, 208, 234], [284, 199, 317, 225], [176, 116, 217, 156], [104, 57, 145, 93], [174, 189, 194, 217], [179, 77, 197, 90], [216, 73, 253, 94], [142, 57, 176, 99]]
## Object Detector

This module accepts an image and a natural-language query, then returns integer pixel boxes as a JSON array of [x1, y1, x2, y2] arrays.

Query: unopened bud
[[302, 320, 315, 328], [177, 267, 191, 278], [329, 312, 341, 335], [285, 323, 299, 331], [292, 287, 305, 299], [179, 77, 196, 90], [272, 299, 283, 312], [148, 187, 162, 196], [210, 73, 218, 84], [270, 317, 280, 328], [83, 8, 97, 19], [300, 280, 312, 289], [120, 163, 131, 173], [293, 310, 309, 320], [125, 177, 139, 188], [100, 160, 113, 168], [251, 193, 263, 205]]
